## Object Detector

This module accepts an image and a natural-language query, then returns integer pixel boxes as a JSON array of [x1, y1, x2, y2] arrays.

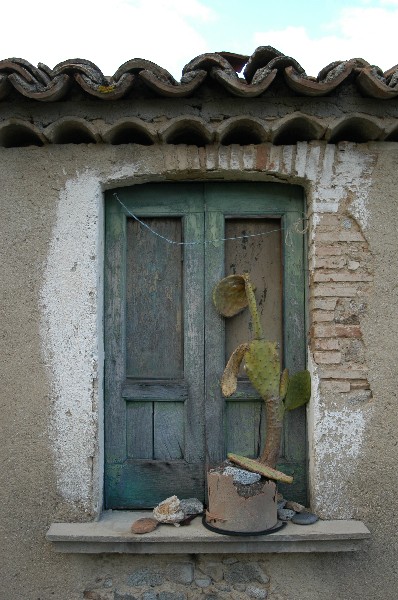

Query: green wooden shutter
[[104, 182, 306, 508]]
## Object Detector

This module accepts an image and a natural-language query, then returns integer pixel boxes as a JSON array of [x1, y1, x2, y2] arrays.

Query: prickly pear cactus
[[245, 340, 280, 400], [213, 272, 311, 479]]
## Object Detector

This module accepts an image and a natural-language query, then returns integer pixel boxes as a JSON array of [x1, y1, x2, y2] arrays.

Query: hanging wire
[[114, 193, 308, 246]]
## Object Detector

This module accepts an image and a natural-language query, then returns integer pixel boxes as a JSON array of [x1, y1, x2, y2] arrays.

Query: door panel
[[125, 217, 183, 379], [105, 185, 205, 508]]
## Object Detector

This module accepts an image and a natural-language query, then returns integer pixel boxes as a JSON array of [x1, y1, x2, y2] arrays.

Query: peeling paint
[[40, 171, 103, 513], [308, 352, 373, 518]]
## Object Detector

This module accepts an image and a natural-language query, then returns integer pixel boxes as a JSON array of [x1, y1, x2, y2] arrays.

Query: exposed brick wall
[[310, 212, 372, 401]]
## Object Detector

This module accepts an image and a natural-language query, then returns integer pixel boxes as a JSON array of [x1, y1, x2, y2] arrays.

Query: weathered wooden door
[[105, 182, 306, 508]]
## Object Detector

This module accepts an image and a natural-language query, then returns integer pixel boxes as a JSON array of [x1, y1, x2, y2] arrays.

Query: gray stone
[[83, 592, 113, 600], [222, 557, 238, 565], [291, 511, 319, 525], [199, 561, 224, 582], [127, 568, 163, 587], [166, 562, 194, 584], [142, 594, 157, 600], [247, 586, 268, 599], [195, 576, 212, 588], [114, 594, 138, 600], [215, 583, 231, 592], [277, 508, 295, 521], [223, 466, 261, 485], [233, 583, 246, 592], [204, 596, 218, 600], [285, 500, 306, 513], [277, 500, 286, 510], [103, 579, 113, 588], [224, 562, 269, 585], [180, 498, 204, 515], [158, 593, 187, 600]]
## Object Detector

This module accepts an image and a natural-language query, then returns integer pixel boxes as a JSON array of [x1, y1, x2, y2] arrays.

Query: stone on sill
[[131, 518, 158, 534], [285, 500, 306, 513], [291, 512, 319, 525], [180, 498, 204, 516], [223, 466, 262, 485], [277, 508, 295, 521], [153, 495, 185, 525]]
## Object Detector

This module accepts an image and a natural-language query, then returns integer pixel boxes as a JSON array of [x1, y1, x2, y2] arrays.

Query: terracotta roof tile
[[2, 46, 398, 102]]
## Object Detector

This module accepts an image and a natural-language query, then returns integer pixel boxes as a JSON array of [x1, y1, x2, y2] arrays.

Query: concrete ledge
[[47, 511, 370, 554]]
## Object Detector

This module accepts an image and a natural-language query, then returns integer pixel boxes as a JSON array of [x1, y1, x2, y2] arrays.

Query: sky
[[3, 0, 398, 78]]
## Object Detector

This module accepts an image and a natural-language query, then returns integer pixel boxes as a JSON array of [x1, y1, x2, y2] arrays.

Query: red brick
[[335, 325, 362, 338], [312, 298, 338, 311], [315, 257, 346, 269], [311, 324, 336, 338], [316, 231, 366, 243], [319, 367, 368, 379], [312, 284, 357, 297], [315, 246, 343, 256], [255, 144, 269, 171], [318, 214, 341, 226], [312, 310, 335, 322], [314, 351, 342, 364], [313, 271, 372, 283], [321, 380, 351, 393], [312, 338, 340, 351], [350, 380, 371, 390]]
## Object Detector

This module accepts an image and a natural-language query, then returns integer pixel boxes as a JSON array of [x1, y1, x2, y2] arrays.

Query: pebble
[[223, 466, 261, 485], [195, 576, 212, 588], [277, 508, 295, 521], [291, 512, 319, 525], [247, 586, 268, 599], [277, 500, 286, 510], [180, 498, 204, 515], [285, 500, 306, 513], [153, 495, 185, 525], [131, 517, 158, 534]]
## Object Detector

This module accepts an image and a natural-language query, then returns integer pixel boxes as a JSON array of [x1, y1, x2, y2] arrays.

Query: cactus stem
[[242, 272, 264, 340]]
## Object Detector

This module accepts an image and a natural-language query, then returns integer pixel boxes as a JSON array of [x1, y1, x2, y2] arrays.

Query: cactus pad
[[279, 368, 289, 401], [221, 343, 249, 397], [245, 340, 280, 399], [227, 453, 293, 484], [284, 370, 311, 411], [213, 274, 248, 317]]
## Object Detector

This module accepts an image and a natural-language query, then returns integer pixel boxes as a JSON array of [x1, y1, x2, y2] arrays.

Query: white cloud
[[1, 0, 215, 77], [254, 4, 398, 76]]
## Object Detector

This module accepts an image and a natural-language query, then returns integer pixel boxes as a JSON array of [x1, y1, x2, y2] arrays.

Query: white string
[[114, 193, 307, 246]]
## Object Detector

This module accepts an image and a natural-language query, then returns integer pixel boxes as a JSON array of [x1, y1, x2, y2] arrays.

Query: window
[[104, 182, 306, 509]]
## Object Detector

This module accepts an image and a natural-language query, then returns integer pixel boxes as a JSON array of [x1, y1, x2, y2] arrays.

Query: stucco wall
[[1, 141, 397, 599]]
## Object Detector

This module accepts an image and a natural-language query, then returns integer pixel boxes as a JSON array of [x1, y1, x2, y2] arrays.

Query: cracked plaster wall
[[1, 141, 397, 599]]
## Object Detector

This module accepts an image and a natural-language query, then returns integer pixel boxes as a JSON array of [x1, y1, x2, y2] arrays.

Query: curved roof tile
[[2, 46, 398, 101]]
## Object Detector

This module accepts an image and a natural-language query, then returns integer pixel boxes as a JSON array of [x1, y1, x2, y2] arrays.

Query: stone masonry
[[82, 557, 270, 600]]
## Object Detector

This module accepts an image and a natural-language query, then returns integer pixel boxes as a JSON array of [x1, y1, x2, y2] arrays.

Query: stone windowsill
[[46, 511, 370, 554]]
